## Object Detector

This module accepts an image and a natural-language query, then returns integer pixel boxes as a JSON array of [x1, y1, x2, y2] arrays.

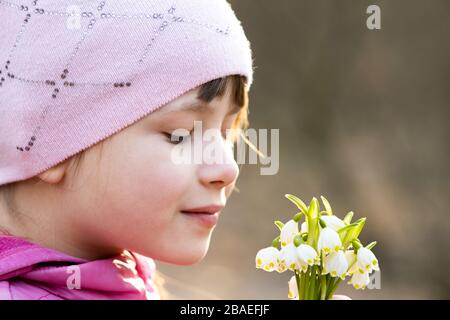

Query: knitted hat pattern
[[0, 0, 254, 186]]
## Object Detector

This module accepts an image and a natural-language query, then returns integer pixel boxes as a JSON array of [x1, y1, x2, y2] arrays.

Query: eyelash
[[164, 129, 231, 145], [164, 132, 192, 145]]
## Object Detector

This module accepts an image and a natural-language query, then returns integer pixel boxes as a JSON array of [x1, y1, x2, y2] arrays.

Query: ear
[[37, 160, 71, 184]]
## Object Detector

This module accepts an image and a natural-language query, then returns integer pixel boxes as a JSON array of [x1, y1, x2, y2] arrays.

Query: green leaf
[[307, 197, 320, 220], [320, 196, 333, 216], [351, 239, 362, 250], [274, 220, 284, 231], [337, 222, 359, 236], [285, 194, 308, 215], [366, 241, 377, 250], [306, 197, 320, 249], [337, 222, 359, 246], [343, 211, 354, 225], [342, 218, 366, 248]]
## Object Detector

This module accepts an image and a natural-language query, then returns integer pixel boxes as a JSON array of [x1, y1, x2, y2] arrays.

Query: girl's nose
[[198, 140, 239, 189]]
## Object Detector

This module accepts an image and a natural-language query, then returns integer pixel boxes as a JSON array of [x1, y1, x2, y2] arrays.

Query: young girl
[[0, 0, 253, 299]]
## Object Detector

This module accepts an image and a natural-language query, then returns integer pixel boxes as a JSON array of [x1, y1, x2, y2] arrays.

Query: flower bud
[[272, 236, 280, 248], [293, 212, 302, 222], [288, 275, 299, 299]]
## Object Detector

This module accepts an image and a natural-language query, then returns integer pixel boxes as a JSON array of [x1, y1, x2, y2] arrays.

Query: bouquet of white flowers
[[255, 194, 379, 300]]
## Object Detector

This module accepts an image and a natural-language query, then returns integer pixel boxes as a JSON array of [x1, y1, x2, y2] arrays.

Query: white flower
[[322, 251, 348, 279], [320, 215, 346, 232], [279, 243, 300, 271], [255, 247, 280, 272], [348, 269, 371, 289], [317, 227, 342, 254], [300, 221, 308, 234], [280, 219, 299, 247], [288, 275, 299, 300], [357, 247, 379, 273], [345, 250, 359, 275], [296, 244, 320, 271]]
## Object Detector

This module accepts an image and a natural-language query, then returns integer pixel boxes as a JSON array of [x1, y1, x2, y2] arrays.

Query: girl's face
[[67, 85, 241, 265]]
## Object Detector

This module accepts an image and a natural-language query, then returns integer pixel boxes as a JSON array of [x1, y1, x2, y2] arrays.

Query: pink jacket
[[0, 235, 160, 300]]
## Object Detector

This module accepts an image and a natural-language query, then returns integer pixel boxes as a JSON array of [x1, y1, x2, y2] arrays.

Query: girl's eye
[[164, 128, 234, 145], [164, 132, 191, 145]]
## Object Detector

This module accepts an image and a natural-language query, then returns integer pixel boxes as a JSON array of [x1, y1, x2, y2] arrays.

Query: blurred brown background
[[158, 0, 450, 299]]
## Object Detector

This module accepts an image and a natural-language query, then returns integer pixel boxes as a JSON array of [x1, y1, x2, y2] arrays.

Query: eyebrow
[[156, 100, 242, 116]]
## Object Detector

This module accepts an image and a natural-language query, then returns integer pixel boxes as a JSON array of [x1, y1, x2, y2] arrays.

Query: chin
[[134, 241, 211, 266], [164, 254, 206, 266], [143, 250, 206, 266]]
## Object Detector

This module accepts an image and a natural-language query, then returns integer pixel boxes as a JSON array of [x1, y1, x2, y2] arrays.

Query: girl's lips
[[180, 205, 224, 228], [181, 204, 224, 215], [180, 211, 220, 228]]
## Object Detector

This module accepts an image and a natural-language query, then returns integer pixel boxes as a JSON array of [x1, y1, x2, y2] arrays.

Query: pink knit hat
[[0, 0, 254, 186]]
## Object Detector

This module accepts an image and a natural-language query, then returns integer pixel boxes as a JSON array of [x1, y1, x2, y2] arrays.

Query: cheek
[[99, 140, 195, 228]]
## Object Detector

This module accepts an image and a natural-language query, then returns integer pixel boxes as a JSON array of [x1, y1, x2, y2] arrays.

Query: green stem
[[295, 271, 301, 300], [309, 266, 316, 299], [299, 271, 306, 300], [327, 274, 333, 297], [320, 276, 327, 300], [298, 272, 302, 300], [303, 271, 309, 300], [314, 270, 321, 299], [326, 278, 343, 300], [304, 268, 310, 300], [326, 277, 335, 300]]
